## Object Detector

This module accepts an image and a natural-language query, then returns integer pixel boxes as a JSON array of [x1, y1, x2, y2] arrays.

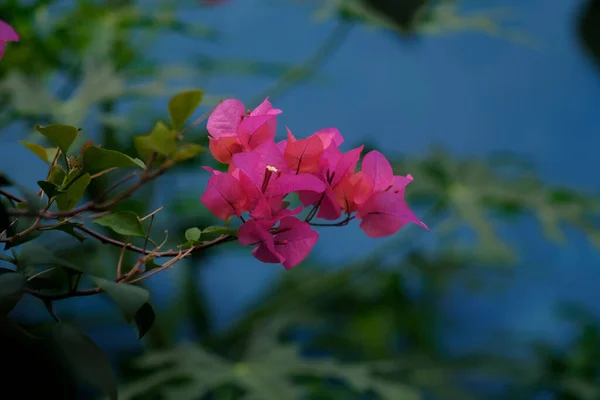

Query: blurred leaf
[[20, 141, 49, 163], [0, 268, 26, 316], [93, 211, 146, 237], [168, 90, 204, 130], [91, 277, 153, 338], [173, 143, 207, 161], [52, 323, 118, 400], [185, 227, 202, 242], [55, 173, 91, 211], [34, 124, 78, 156], [202, 226, 238, 237], [17, 243, 87, 274], [134, 121, 177, 161], [82, 146, 145, 173], [578, 0, 600, 71]]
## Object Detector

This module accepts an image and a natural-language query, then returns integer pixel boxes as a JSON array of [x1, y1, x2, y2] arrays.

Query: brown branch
[[0, 189, 22, 203], [75, 224, 233, 257]]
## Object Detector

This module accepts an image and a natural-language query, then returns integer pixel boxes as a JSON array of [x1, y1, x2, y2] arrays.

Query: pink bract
[[0, 20, 19, 60]]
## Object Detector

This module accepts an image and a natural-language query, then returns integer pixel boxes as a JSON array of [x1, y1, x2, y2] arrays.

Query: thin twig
[[90, 167, 117, 180], [140, 205, 166, 221], [116, 240, 130, 279], [0, 189, 22, 203]]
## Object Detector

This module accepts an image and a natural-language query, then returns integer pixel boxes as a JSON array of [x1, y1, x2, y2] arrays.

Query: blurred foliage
[[578, 0, 600, 71], [2, 0, 600, 399]]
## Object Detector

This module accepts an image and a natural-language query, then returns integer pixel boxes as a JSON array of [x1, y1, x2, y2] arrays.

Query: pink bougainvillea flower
[[356, 179, 428, 238], [206, 98, 282, 163], [298, 145, 364, 220], [232, 150, 325, 219], [0, 20, 19, 60], [238, 216, 319, 269], [200, 172, 249, 220]]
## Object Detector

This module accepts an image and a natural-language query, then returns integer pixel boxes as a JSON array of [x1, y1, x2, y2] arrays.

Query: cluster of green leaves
[[0, 89, 245, 399]]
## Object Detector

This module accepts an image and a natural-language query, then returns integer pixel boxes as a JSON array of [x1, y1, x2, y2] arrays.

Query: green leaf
[[0, 174, 11, 186], [0, 254, 15, 265], [37, 180, 63, 199], [0, 200, 12, 237], [20, 141, 49, 162], [0, 269, 26, 316], [91, 277, 154, 338], [134, 121, 178, 160], [34, 124, 78, 156], [168, 90, 204, 130], [202, 226, 238, 237], [173, 143, 207, 161], [145, 257, 162, 271], [185, 227, 202, 242], [55, 173, 91, 212], [92, 211, 146, 237], [47, 165, 66, 186], [18, 244, 85, 274], [42, 222, 86, 242], [134, 302, 156, 339], [81, 146, 145, 174], [52, 323, 118, 400]]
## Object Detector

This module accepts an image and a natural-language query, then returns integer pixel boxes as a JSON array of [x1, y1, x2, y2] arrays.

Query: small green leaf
[[133, 302, 156, 339], [52, 323, 118, 400], [37, 181, 63, 199], [202, 226, 238, 237], [20, 141, 48, 162], [55, 173, 91, 212], [47, 165, 66, 186], [42, 222, 86, 242], [185, 227, 202, 242], [91, 277, 154, 338], [168, 90, 204, 130], [145, 257, 162, 271], [173, 143, 207, 161], [92, 212, 145, 237], [81, 146, 145, 173], [0, 269, 26, 315], [34, 124, 78, 156], [135, 121, 178, 160]]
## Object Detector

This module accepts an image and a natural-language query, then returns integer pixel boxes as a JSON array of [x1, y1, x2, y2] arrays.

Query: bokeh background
[[2, 0, 600, 398]]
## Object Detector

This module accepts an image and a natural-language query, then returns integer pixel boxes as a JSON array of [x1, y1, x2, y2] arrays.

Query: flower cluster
[[0, 20, 19, 60], [201, 98, 428, 269]]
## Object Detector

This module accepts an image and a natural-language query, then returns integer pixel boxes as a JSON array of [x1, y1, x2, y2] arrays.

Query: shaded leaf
[[0, 269, 26, 316], [0, 174, 11, 186], [82, 146, 145, 173], [20, 141, 49, 162], [55, 173, 91, 212], [145, 257, 162, 271], [37, 181, 64, 199], [185, 227, 202, 242], [578, 0, 600, 71], [18, 244, 86, 274], [168, 90, 204, 130], [134, 302, 156, 339], [52, 323, 117, 400], [93, 212, 145, 237], [34, 124, 78, 156], [91, 277, 154, 338], [0, 200, 12, 237]]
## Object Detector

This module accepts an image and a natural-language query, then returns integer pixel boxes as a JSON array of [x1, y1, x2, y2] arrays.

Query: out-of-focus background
[[2, 0, 600, 398]]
